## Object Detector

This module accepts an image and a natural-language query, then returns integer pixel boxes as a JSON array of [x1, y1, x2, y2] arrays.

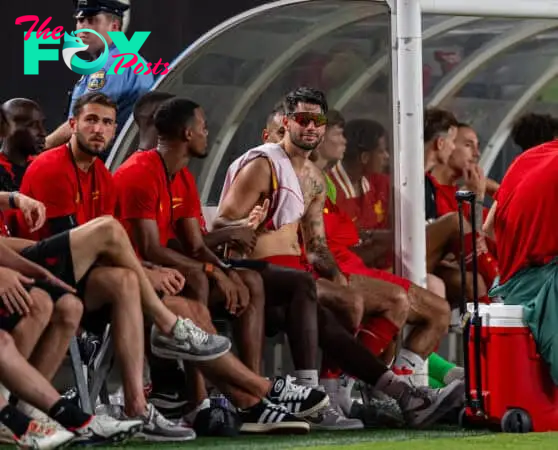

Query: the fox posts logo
[[17, 15, 170, 76], [62, 30, 108, 75]]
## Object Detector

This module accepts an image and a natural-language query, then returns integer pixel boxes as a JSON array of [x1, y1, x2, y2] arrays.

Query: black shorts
[[19, 231, 91, 301]]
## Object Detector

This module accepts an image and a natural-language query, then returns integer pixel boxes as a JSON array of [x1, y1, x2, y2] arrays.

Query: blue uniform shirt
[[68, 43, 154, 133]]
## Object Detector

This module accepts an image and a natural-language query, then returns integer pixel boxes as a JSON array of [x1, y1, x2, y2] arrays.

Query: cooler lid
[[466, 303, 525, 327]]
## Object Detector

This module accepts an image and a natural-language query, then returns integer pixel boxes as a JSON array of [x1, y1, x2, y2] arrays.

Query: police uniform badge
[[87, 69, 106, 91]]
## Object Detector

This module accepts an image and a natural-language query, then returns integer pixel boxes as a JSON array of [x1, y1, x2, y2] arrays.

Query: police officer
[[46, 0, 154, 157]]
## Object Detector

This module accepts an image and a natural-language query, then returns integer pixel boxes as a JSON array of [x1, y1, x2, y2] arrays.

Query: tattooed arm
[[300, 169, 346, 285]]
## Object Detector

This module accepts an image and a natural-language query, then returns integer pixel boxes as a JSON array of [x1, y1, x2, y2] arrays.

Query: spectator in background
[[45, 0, 154, 159]]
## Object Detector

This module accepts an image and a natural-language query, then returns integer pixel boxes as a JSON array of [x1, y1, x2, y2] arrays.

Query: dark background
[[4, 0, 266, 132]]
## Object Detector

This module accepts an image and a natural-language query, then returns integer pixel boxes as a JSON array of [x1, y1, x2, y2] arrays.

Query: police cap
[[74, 0, 129, 19]]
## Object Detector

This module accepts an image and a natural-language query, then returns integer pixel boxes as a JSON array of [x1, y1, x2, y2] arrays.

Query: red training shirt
[[18, 144, 115, 240], [494, 141, 558, 283], [114, 150, 173, 253], [329, 163, 390, 230], [171, 167, 207, 234]]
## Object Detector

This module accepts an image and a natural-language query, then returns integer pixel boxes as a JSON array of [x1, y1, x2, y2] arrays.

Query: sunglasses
[[289, 112, 327, 128]]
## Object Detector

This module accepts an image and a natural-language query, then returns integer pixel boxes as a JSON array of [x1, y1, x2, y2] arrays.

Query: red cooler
[[463, 303, 558, 432]]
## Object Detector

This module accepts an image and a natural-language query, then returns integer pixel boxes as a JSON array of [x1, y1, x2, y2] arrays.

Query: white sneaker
[[15, 419, 74, 450], [72, 414, 142, 445]]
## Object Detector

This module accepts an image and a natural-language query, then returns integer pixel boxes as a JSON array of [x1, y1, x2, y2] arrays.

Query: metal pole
[[420, 0, 558, 18], [392, 0, 427, 288]]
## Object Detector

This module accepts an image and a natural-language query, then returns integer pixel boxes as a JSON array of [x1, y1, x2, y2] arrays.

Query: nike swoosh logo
[[155, 393, 181, 400]]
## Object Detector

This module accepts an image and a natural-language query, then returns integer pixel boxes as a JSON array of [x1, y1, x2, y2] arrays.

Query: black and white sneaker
[[149, 390, 189, 420], [398, 379, 465, 428], [238, 401, 309, 434], [266, 376, 329, 418]]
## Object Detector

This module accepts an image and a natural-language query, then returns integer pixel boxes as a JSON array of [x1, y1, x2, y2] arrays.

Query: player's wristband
[[203, 263, 215, 275], [8, 192, 18, 209]]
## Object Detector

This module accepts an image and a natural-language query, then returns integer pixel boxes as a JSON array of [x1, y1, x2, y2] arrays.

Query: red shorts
[[260, 255, 319, 279], [342, 264, 412, 292]]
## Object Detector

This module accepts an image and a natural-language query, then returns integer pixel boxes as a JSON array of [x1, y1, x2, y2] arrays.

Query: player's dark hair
[[133, 91, 174, 124], [343, 119, 386, 162], [326, 109, 345, 130], [72, 92, 117, 118], [511, 113, 558, 152], [0, 108, 8, 138], [154, 97, 200, 140], [284, 87, 328, 115], [457, 122, 472, 129], [423, 108, 458, 143]]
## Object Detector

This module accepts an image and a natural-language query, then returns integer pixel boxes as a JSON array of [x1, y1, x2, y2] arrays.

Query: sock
[[428, 376, 444, 389], [394, 348, 425, 375], [452, 232, 499, 288], [427, 353, 455, 385], [48, 399, 92, 431], [293, 370, 319, 387], [320, 378, 339, 409], [357, 317, 400, 356], [374, 371, 408, 401], [184, 398, 210, 424], [337, 375, 356, 415], [0, 404, 31, 438]]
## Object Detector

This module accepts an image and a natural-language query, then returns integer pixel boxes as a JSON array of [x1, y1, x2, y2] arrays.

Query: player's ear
[[262, 129, 269, 143], [359, 151, 370, 166], [69, 117, 78, 133]]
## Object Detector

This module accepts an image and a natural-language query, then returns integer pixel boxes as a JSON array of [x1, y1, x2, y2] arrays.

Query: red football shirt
[[329, 163, 390, 230], [114, 150, 173, 251], [18, 144, 115, 240], [171, 167, 207, 234], [494, 141, 558, 283]]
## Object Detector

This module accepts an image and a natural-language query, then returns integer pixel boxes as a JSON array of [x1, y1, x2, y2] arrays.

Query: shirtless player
[[216, 86, 465, 429]]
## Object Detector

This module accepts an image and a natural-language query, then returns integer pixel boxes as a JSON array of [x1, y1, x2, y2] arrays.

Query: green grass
[[6, 428, 558, 450]]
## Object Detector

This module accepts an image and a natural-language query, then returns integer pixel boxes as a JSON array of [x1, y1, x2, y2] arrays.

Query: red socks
[[357, 317, 400, 356], [453, 232, 499, 288]]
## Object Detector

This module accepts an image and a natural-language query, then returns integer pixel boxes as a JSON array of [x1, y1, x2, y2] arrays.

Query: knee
[[94, 216, 128, 249], [388, 287, 410, 323], [29, 288, 53, 325], [53, 294, 83, 331], [112, 269, 140, 299], [0, 330, 15, 358], [431, 296, 452, 332]]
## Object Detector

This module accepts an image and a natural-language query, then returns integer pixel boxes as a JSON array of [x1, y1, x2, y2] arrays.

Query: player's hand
[[463, 164, 486, 199], [247, 199, 270, 230], [145, 267, 185, 296], [227, 269, 250, 316], [212, 269, 242, 316], [15, 193, 46, 232], [227, 226, 257, 254], [0, 267, 34, 315]]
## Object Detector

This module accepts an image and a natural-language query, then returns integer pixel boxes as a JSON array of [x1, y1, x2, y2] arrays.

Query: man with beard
[[216, 86, 465, 429]]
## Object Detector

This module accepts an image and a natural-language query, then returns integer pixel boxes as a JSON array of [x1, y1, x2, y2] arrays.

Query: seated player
[[486, 138, 558, 386], [273, 108, 455, 391], [484, 112, 558, 242], [216, 86, 465, 429], [422, 109, 498, 304], [120, 92, 265, 421], [17, 92, 328, 434]]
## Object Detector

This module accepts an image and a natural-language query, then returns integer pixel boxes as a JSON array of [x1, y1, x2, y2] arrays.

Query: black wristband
[[8, 192, 18, 209]]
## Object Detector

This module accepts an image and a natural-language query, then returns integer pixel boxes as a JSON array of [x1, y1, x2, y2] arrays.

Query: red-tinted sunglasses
[[289, 112, 327, 128]]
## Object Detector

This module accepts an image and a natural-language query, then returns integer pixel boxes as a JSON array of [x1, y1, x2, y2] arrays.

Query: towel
[[219, 143, 305, 230]]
